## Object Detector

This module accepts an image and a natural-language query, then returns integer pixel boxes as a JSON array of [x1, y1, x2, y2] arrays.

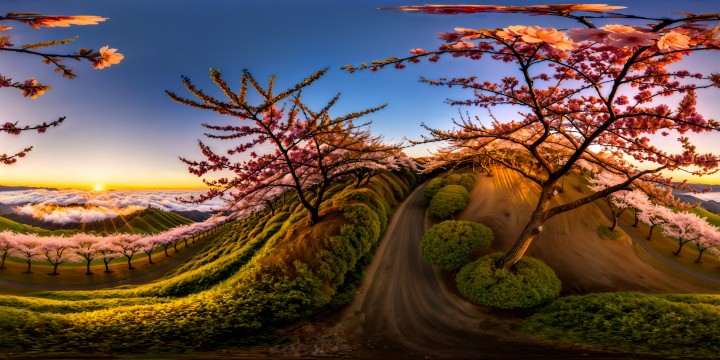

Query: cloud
[[0, 189, 226, 224]]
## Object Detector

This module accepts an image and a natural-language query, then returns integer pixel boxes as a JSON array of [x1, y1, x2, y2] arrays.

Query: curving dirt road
[[331, 178, 654, 359]]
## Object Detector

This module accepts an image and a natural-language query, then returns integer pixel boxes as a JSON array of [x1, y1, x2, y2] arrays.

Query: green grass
[[0, 216, 75, 236], [524, 292, 720, 358], [0, 171, 417, 354]]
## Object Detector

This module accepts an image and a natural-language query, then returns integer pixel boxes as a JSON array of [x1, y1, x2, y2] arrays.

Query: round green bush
[[456, 253, 561, 309], [420, 220, 493, 271], [428, 185, 469, 219], [423, 177, 445, 205]]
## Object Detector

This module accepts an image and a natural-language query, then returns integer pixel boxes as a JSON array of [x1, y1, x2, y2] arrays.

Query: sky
[[1, 0, 719, 190]]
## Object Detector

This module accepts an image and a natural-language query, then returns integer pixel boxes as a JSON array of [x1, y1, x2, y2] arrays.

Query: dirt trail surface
[[315, 175, 664, 359]]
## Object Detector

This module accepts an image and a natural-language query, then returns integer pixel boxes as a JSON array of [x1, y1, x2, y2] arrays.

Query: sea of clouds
[[0, 189, 226, 224]]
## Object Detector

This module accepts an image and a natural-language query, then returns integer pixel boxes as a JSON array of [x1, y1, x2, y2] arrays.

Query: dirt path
[[329, 180, 650, 359]]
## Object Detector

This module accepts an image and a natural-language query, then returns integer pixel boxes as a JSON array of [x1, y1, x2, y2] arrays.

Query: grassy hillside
[[81, 207, 194, 234], [0, 170, 417, 354], [0, 215, 74, 236]]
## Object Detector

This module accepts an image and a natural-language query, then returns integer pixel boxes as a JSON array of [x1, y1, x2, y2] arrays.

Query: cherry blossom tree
[[139, 235, 164, 264], [9, 234, 43, 273], [72, 233, 104, 275], [694, 223, 720, 263], [41, 237, 80, 275], [167, 69, 400, 225], [351, 4, 720, 269], [662, 211, 705, 256], [637, 204, 674, 241], [0, 12, 123, 164], [98, 242, 120, 273], [0, 231, 14, 269], [111, 234, 144, 269]]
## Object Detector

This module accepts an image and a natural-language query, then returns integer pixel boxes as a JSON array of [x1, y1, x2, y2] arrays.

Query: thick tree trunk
[[86, 260, 93, 275], [497, 185, 553, 269], [51, 263, 60, 275], [25, 260, 32, 273], [0, 252, 6, 269], [127, 256, 133, 269], [104, 260, 111, 273]]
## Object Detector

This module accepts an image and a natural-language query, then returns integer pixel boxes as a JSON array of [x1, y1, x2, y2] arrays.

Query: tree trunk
[[609, 213, 618, 232], [647, 224, 656, 241], [104, 260, 111, 273], [145, 251, 154, 264], [355, 175, 363, 188], [696, 248, 706, 263], [497, 186, 553, 269], [51, 263, 59, 275], [25, 259, 32, 273], [184, 238, 188, 247], [86, 260, 93, 275], [0, 252, 6, 269], [127, 256, 133, 269], [673, 241, 685, 256], [633, 208, 639, 227]]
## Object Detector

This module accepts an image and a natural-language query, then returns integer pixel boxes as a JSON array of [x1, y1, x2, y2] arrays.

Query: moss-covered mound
[[420, 220, 493, 271], [456, 253, 561, 310], [523, 292, 720, 358], [428, 185, 470, 219]]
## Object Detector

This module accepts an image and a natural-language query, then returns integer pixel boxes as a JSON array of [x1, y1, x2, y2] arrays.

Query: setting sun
[[93, 184, 105, 191]]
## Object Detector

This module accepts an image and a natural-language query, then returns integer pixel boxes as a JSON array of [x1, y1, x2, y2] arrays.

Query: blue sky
[[1, 0, 718, 189]]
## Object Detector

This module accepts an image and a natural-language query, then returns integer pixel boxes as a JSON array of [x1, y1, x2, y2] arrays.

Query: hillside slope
[[460, 167, 717, 294]]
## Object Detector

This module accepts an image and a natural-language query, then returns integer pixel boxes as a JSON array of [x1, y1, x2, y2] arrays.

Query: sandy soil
[[461, 168, 717, 294]]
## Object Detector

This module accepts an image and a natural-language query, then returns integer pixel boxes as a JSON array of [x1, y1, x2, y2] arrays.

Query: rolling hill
[[79, 207, 194, 234]]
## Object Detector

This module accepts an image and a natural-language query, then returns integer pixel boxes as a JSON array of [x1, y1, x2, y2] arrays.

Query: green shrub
[[428, 185, 469, 219], [420, 220, 493, 271], [456, 253, 561, 309], [423, 177, 445, 205], [524, 292, 720, 358]]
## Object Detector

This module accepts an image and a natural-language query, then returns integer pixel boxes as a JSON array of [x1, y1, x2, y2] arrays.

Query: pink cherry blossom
[[657, 31, 690, 51], [92, 45, 124, 69]]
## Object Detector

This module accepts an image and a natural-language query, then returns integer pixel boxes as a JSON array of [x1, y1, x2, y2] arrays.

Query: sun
[[93, 184, 105, 191]]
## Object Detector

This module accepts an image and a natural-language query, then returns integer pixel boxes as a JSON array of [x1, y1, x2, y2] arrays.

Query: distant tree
[[97, 242, 120, 273], [139, 235, 163, 264], [694, 224, 720, 263], [637, 204, 674, 241], [111, 234, 143, 269], [0, 231, 13, 269], [72, 233, 103, 275], [0, 12, 122, 164], [9, 234, 43, 273], [351, 5, 720, 269], [167, 69, 400, 225], [41, 237, 79, 275], [662, 212, 705, 256]]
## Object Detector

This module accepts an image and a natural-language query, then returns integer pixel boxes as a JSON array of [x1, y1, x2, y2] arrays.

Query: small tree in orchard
[[662, 211, 705, 256], [166, 69, 401, 225], [637, 204, 673, 241], [72, 233, 103, 275], [0, 12, 122, 163], [693, 224, 720, 263], [351, 4, 720, 269], [10, 234, 43, 273], [42, 237, 79, 275], [111, 234, 143, 269], [0, 231, 14, 269]]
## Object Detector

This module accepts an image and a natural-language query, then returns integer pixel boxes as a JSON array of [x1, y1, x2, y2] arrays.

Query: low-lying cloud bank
[[0, 189, 225, 224]]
